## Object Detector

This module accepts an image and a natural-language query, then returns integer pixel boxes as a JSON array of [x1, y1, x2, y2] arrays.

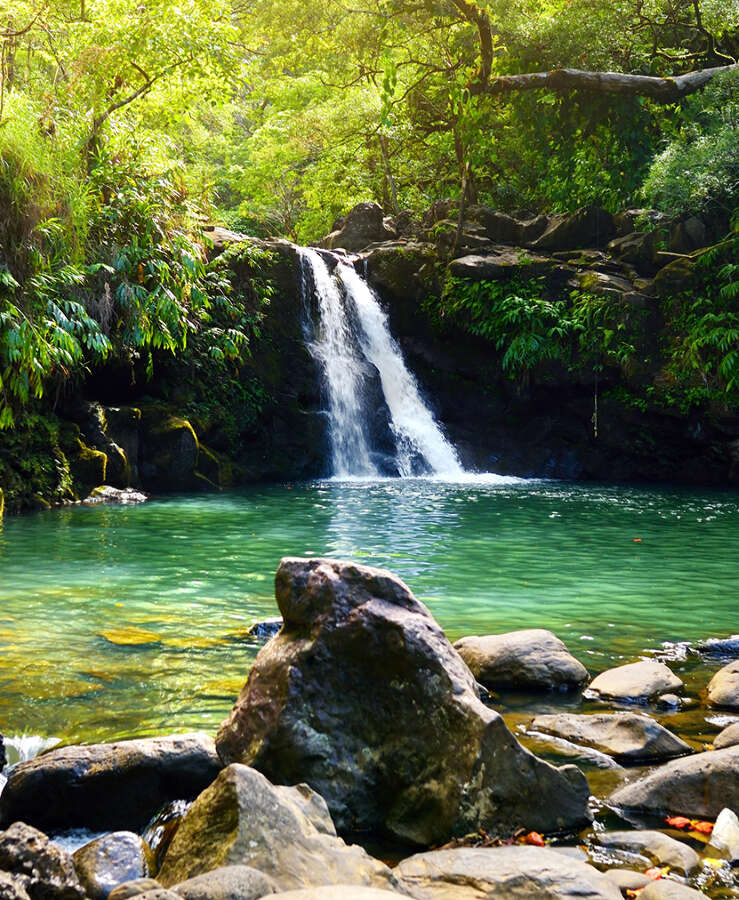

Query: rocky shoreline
[[0, 557, 737, 900]]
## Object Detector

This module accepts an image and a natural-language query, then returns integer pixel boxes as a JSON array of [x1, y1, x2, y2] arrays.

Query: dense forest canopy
[[0, 0, 737, 430]]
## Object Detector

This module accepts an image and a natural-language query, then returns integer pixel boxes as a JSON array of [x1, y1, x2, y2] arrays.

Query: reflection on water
[[0, 478, 737, 743]]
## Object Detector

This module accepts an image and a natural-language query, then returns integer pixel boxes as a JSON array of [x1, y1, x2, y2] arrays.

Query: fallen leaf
[[521, 831, 545, 846], [690, 820, 714, 835], [665, 816, 692, 829], [644, 866, 670, 880]]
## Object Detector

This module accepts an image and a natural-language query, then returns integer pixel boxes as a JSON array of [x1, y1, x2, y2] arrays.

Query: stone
[[108, 879, 161, 900], [638, 882, 705, 900], [532, 206, 615, 251], [652, 256, 696, 298], [575, 271, 633, 298], [157, 764, 398, 892], [83, 486, 148, 505], [669, 216, 707, 253], [706, 807, 739, 862], [134, 892, 181, 900], [74, 833, 153, 900], [606, 232, 656, 271], [610, 745, 739, 818], [593, 830, 699, 875], [448, 249, 557, 281], [139, 411, 200, 492], [696, 635, 739, 658], [529, 712, 691, 763], [319, 203, 396, 252], [454, 630, 588, 692], [0, 823, 85, 900], [0, 733, 5, 771], [396, 846, 622, 900], [0, 733, 222, 832], [69, 437, 108, 493], [172, 867, 276, 900], [584, 661, 683, 703], [216, 558, 590, 845], [271, 891, 406, 900], [707, 659, 739, 709], [604, 869, 651, 892], [655, 693, 681, 710], [0, 874, 31, 900], [713, 722, 739, 749], [246, 618, 283, 640]]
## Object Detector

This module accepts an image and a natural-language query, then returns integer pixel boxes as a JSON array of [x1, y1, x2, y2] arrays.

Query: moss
[[69, 438, 108, 496], [0, 487, 4, 520]]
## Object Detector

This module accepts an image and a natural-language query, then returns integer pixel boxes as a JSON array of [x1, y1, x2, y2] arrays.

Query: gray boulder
[[454, 630, 588, 692], [713, 722, 739, 749], [319, 203, 396, 252], [272, 891, 406, 900], [638, 882, 706, 899], [448, 250, 557, 281], [108, 880, 161, 900], [0, 823, 85, 900], [610, 745, 739, 818], [707, 660, 739, 709], [593, 830, 699, 875], [604, 870, 650, 892], [216, 558, 590, 846], [73, 833, 153, 900], [83, 486, 148, 505], [584, 661, 682, 703], [530, 712, 691, 763], [532, 206, 615, 250], [396, 846, 622, 900], [0, 733, 222, 832], [706, 807, 739, 862], [172, 867, 276, 900], [157, 764, 398, 892]]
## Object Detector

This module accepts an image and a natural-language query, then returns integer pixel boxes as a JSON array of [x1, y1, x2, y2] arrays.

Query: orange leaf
[[644, 866, 670, 880], [522, 831, 545, 846], [690, 820, 713, 834], [625, 891, 644, 899], [665, 816, 692, 829]]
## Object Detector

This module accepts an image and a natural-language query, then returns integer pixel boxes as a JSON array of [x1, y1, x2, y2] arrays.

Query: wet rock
[[83, 486, 148, 505], [448, 249, 557, 281], [696, 635, 739, 658], [610, 745, 739, 818], [172, 866, 276, 900], [73, 832, 153, 900], [0, 822, 85, 900], [604, 869, 651, 893], [530, 712, 691, 763], [584, 661, 683, 704], [0, 873, 31, 900], [271, 891, 406, 900], [396, 845, 622, 900], [713, 722, 739, 749], [246, 618, 283, 640], [0, 733, 222, 832], [593, 830, 699, 875], [157, 764, 398, 892], [638, 881, 705, 899], [108, 879, 161, 900], [532, 206, 615, 251], [139, 411, 200, 492], [69, 438, 108, 494], [707, 659, 739, 709], [216, 558, 590, 845], [319, 203, 396, 252], [454, 630, 588, 692], [706, 807, 739, 862], [655, 693, 681, 710]]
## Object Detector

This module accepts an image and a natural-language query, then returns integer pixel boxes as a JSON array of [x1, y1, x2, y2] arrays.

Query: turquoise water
[[0, 477, 737, 744]]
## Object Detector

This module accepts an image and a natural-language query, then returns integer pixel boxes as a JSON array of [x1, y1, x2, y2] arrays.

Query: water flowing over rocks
[[156, 764, 398, 892], [707, 660, 739, 709], [609, 744, 739, 818], [529, 712, 691, 763], [584, 661, 683, 703], [0, 734, 222, 833], [215, 557, 591, 845], [0, 823, 85, 900], [73, 833, 153, 900], [395, 846, 622, 900], [453, 630, 589, 691]]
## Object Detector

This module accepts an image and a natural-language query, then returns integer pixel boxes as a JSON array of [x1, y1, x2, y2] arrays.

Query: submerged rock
[[696, 635, 739, 658], [73, 833, 153, 900], [529, 712, 691, 763], [0, 733, 222, 832], [593, 830, 699, 875], [396, 846, 622, 900], [707, 659, 739, 709], [245, 618, 283, 640], [584, 661, 683, 703], [216, 558, 590, 845], [157, 764, 397, 892], [609, 745, 739, 818], [453, 629, 589, 692], [0, 822, 85, 900]]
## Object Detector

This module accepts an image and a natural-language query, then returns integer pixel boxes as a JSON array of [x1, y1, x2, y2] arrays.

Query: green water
[[0, 477, 737, 744]]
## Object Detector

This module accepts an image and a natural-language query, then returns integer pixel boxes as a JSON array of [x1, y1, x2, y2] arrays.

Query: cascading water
[[299, 246, 463, 478]]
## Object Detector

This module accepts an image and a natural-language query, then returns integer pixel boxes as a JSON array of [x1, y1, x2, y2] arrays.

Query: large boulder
[[0, 823, 85, 900], [454, 629, 588, 692], [319, 203, 397, 252], [395, 846, 622, 900], [532, 206, 615, 251], [529, 712, 691, 763], [0, 733, 222, 832], [157, 764, 398, 892], [638, 882, 706, 900], [448, 249, 557, 281], [713, 722, 739, 750], [215, 558, 590, 846], [73, 833, 153, 900], [707, 659, 739, 709], [584, 661, 682, 703], [592, 830, 699, 875], [609, 745, 739, 818]]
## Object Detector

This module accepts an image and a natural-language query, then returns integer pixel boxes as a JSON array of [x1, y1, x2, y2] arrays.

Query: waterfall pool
[[0, 476, 737, 745]]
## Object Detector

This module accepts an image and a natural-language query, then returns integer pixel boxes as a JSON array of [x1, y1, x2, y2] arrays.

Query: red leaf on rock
[[521, 831, 545, 846], [665, 816, 692, 829], [644, 866, 669, 880], [690, 820, 713, 835]]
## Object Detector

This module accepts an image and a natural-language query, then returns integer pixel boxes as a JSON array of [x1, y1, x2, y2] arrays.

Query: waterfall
[[299, 247, 463, 478]]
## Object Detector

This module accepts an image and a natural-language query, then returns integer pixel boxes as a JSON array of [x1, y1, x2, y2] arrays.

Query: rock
[[246, 618, 283, 640], [172, 867, 276, 900], [270, 891, 406, 900], [83, 486, 148, 505], [448, 249, 557, 281], [606, 232, 657, 272], [0, 733, 5, 772], [593, 830, 699, 875], [104, 407, 142, 485], [638, 882, 705, 900], [669, 216, 707, 253], [216, 558, 590, 845], [139, 411, 201, 492], [0, 733, 222, 832], [108, 879, 162, 900], [584, 661, 683, 703], [713, 722, 739, 749], [610, 745, 739, 818], [532, 206, 615, 251], [0, 823, 85, 900], [73, 833, 153, 900], [652, 256, 696, 298], [696, 635, 739, 658], [396, 846, 622, 900], [454, 630, 588, 692], [706, 807, 739, 862], [319, 203, 396, 252], [529, 712, 691, 763], [133, 891, 181, 900], [707, 659, 739, 709], [604, 869, 651, 892], [69, 437, 108, 493], [655, 693, 681, 710], [157, 764, 398, 891], [575, 271, 633, 298], [0, 874, 31, 900]]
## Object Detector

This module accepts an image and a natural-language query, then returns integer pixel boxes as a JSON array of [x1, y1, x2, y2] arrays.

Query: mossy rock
[[69, 438, 108, 495], [652, 256, 697, 298], [139, 406, 201, 491], [0, 488, 4, 520], [364, 242, 438, 302]]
